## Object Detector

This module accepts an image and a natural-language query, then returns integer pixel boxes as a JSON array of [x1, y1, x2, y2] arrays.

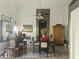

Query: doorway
[[39, 20, 47, 39], [70, 6, 79, 59], [36, 9, 50, 41]]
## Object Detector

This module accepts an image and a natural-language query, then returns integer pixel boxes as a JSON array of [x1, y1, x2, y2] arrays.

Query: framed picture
[[41, 42, 47, 48], [22, 25, 33, 32]]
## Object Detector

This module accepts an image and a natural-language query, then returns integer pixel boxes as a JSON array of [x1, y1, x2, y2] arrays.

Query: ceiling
[[16, 0, 72, 9]]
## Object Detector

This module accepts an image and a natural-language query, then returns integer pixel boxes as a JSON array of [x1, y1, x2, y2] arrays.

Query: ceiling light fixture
[[36, 0, 44, 20]]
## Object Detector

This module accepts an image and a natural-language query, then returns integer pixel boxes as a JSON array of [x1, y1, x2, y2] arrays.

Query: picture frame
[[41, 42, 47, 48], [22, 25, 33, 32]]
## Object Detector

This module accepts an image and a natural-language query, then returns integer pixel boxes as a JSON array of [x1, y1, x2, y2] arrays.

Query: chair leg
[[53, 45, 55, 53], [53, 45, 55, 57]]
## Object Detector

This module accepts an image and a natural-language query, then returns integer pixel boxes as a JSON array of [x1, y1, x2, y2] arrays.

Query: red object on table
[[40, 36, 48, 41]]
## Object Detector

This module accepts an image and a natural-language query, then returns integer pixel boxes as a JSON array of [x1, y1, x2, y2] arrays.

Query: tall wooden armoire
[[53, 24, 64, 45]]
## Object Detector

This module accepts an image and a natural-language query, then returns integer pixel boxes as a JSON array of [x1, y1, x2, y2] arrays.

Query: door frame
[[69, 0, 79, 59], [36, 9, 50, 41]]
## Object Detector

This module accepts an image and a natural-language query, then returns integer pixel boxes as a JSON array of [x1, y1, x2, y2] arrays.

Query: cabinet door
[[53, 28, 60, 44], [53, 25, 64, 45], [59, 28, 64, 45]]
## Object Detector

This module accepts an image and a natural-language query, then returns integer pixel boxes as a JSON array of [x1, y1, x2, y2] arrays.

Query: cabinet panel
[[53, 24, 64, 45]]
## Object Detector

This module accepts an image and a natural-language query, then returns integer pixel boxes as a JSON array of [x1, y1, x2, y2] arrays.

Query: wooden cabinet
[[53, 24, 64, 45]]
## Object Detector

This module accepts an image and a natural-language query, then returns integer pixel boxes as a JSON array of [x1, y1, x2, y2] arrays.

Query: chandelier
[[36, 12, 44, 20], [36, 0, 44, 20]]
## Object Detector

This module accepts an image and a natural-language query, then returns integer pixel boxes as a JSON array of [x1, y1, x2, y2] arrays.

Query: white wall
[[0, 0, 18, 20], [70, 6, 79, 59], [17, 0, 71, 41], [18, 9, 36, 43], [0, 0, 18, 55]]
